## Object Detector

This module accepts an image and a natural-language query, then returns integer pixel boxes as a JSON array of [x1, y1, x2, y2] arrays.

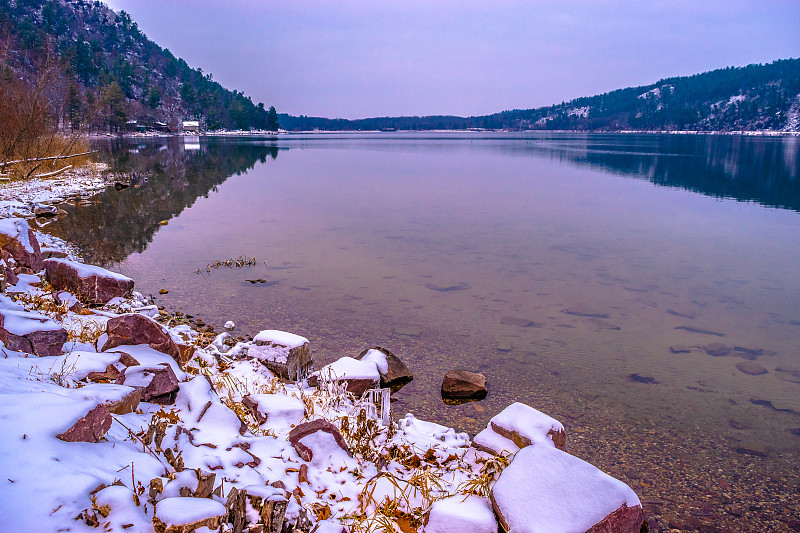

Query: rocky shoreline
[[1, 178, 647, 532]]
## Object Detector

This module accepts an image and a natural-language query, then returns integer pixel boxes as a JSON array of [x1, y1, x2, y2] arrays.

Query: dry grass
[[0, 136, 93, 181], [195, 255, 257, 275]]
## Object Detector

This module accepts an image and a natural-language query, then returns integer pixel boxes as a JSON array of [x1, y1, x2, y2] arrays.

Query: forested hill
[[281, 59, 800, 132], [0, 0, 279, 132]]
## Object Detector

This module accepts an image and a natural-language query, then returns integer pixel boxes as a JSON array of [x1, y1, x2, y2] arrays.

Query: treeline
[[0, 0, 279, 132], [282, 59, 800, 132]]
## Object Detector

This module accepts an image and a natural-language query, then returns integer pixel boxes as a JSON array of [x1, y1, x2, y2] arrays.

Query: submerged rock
[[703, 342, 731, 357], [736, 361, 768, 376], [44, 258, 134, 305], [499, 316, 537, 328], [563, 306, 608, 318], [425, 281, 470, 292], [669, 345, 692, 354], [441, 369, 487, 400]]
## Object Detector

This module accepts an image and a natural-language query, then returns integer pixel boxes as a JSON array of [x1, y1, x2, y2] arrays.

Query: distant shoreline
[[93, 128, 800, 138]]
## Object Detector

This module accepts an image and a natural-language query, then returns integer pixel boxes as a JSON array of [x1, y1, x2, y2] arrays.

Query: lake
[[44, 132, 800, 531]]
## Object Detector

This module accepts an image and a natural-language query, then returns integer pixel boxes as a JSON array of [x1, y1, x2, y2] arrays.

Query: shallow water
[[45, 133, 800, 530]]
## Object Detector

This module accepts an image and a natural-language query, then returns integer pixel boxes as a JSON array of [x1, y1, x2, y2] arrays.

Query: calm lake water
[[45, 133, 800, 530]]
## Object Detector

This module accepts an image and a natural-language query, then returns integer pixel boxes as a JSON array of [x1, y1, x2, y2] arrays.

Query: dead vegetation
[[195, 255, 257, 275], [0, 34, 97, 181]]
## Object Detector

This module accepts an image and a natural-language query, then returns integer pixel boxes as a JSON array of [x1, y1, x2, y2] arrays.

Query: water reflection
[[46, 137, 281, 264], [45, 134, 800, 268]]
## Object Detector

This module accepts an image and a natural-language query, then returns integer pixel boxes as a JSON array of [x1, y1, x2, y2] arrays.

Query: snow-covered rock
[[0, 217, 42, 272], [43, 258, 134, 305], [0, 307, 68, 357], [397, 413, 470, 449], [250, 329, 312, 381], [490, 444, 644, 533], [288, 419, 351, 464], [153, 497, 226, 532], [310, 356, 381, 396], [72, 383, 142, 415], [489, 402, 566, 450], [117, 363, 179, 405], [56, 403, 112, 443], [242, 393, 305, 434], [356, 346, 413, 391], [426, 495, 498, 533], [102, 313, 181, 362], [472, 426, 520, 456]]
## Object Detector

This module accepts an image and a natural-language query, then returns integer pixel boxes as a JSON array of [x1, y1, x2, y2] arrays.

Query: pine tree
[[267, 106, 280, 132]]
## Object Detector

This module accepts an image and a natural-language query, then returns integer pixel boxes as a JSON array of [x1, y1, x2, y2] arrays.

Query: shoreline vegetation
[[0, 150, 649, 532]]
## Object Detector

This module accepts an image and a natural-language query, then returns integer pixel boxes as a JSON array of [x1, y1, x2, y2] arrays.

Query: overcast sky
[[103, 1, 800, 119]]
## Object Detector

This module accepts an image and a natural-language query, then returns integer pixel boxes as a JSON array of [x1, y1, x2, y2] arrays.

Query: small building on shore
[[182, 120, 201, 133]]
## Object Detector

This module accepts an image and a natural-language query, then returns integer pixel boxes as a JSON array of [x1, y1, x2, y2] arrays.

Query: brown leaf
[[396, 515, 417, 533]]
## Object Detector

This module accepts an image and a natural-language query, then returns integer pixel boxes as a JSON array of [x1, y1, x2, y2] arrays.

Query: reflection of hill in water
[[47, 134, 799, 265], [45, 138, 279, 265], [528, 135, 800, 212]]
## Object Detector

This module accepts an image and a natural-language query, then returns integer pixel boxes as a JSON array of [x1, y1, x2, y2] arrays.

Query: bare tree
[[0, 34, 98, 179]]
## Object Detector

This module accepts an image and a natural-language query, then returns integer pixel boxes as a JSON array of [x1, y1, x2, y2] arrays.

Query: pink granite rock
[[56, 404, 112, 443], [288, 419, 351, 462], [102, 313, 180, 361], [44, 258, 134, 305], [0, 308, 68, 357], [0, 218, 42, 272], [117, 364, 179, 405]]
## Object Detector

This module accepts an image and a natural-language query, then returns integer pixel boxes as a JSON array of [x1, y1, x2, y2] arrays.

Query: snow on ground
[[0, 264, 500, 532]]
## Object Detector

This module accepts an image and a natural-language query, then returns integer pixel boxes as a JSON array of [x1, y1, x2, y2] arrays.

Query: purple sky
[[104, 1, 800, 119]]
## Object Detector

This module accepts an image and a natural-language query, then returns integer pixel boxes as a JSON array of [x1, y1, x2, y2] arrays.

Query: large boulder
[[441, 369, 487, 400], [0, 308, 68, 357], [355, 346, 413, 392], [0, 218, 42, 272], [102, 313, 180, 361], [117, 364, 179, 405], [56, 404, 112, 443], [249, 330, 312, 381], [490, 444, 644, 533], [43, 258, 134, 305], [308, 356, 380, 396]]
